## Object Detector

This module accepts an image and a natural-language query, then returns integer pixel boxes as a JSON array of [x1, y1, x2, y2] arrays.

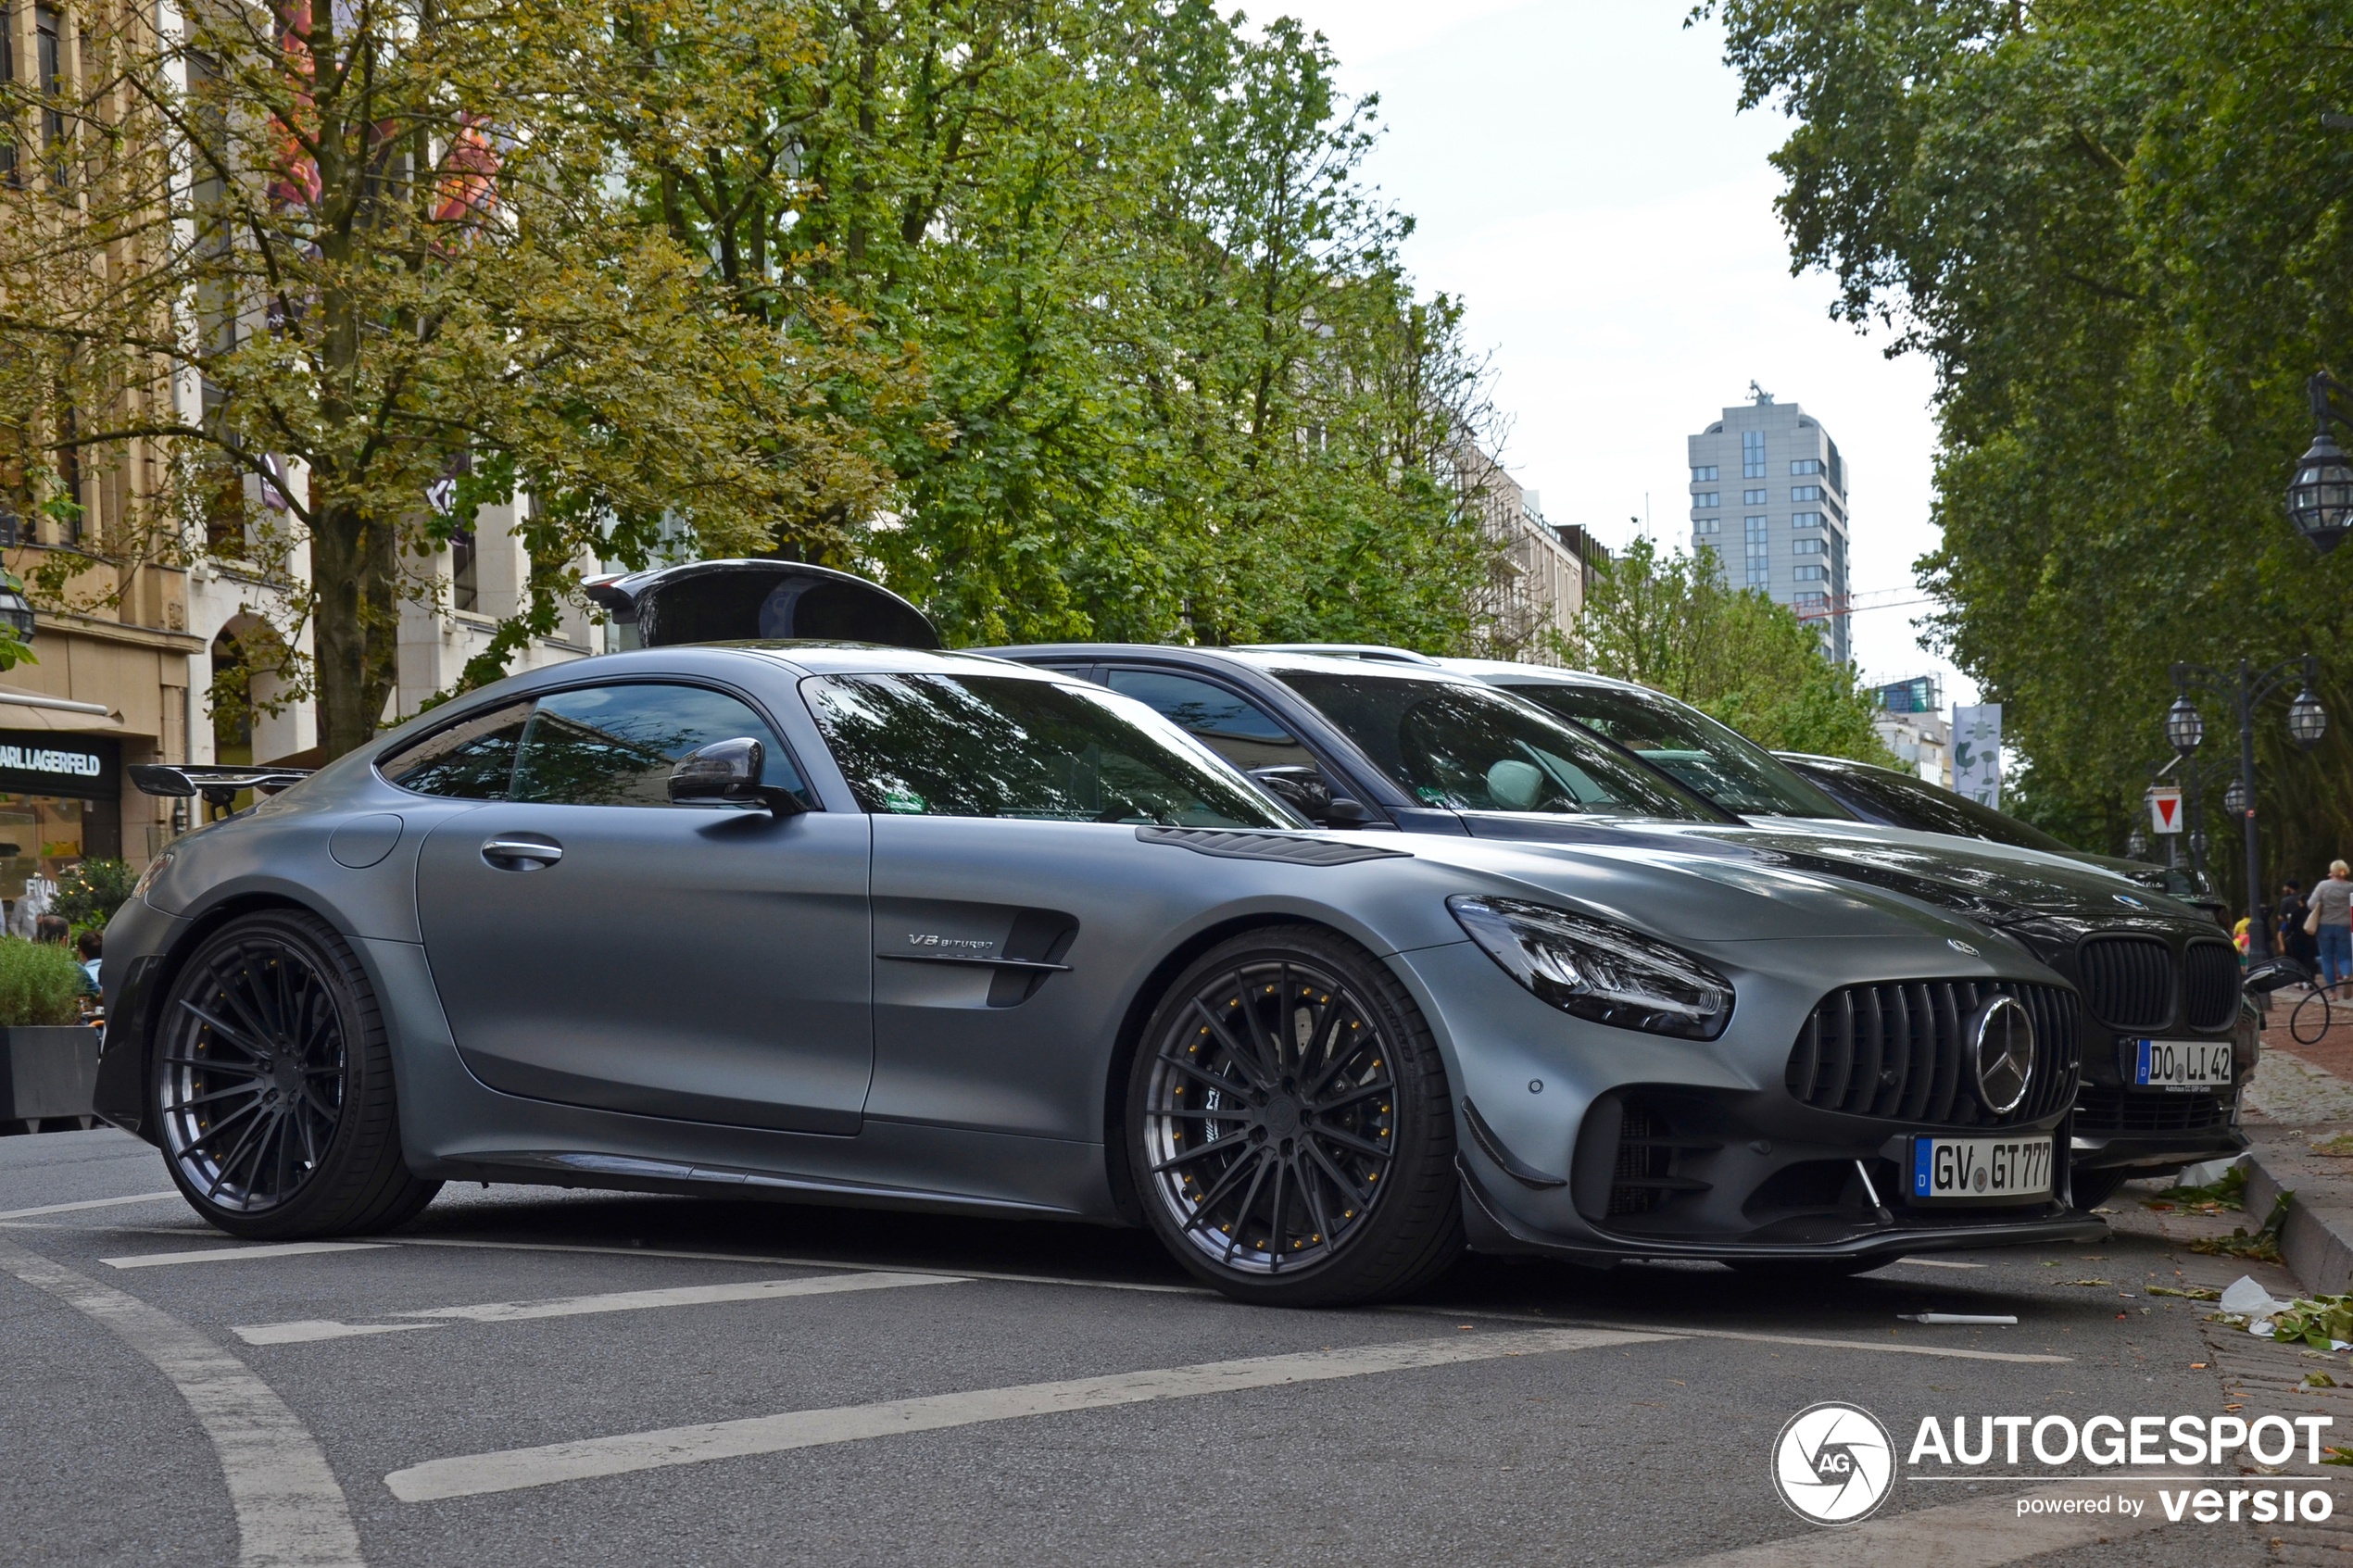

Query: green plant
[[53, 859, 134, 931], [0, 937, 92, 1026]]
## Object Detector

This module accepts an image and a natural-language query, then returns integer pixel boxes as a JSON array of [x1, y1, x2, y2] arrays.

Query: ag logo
[[1771, 1401, 1895, 1525]]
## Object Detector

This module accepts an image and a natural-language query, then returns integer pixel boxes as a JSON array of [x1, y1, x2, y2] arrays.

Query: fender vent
[[1134, 827, 1407, 865]]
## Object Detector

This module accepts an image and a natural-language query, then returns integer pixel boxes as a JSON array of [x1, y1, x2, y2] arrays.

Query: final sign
[[2147, 785, 2183, 835]]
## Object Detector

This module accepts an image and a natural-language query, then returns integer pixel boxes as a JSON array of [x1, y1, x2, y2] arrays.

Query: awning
[[0, 687, 125, 733]]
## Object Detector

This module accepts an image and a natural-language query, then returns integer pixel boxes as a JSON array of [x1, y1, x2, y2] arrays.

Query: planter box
[[1, 1026, 101, 1122]]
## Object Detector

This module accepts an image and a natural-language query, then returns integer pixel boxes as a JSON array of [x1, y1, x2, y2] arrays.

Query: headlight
[[1448, 895, 1733, 1040], [132, 851, 174, 903]]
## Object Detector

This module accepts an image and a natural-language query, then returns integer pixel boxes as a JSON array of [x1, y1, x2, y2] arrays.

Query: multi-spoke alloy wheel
[[1130, 926, 1462, 1305], [153, 910, 439, 1238]]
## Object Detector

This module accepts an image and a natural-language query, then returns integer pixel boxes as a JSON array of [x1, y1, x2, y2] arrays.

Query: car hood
[[1375, 827, 2057, 951], [1447, 811, 2215, 932]]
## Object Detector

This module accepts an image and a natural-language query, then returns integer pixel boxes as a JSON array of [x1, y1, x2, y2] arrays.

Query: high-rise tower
[[1686, 389, 1850, 663]]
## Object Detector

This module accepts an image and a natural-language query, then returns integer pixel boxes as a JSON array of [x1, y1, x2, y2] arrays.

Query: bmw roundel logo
[[2112, 893, 2145, 908], [1946, 938, 1979, 957]]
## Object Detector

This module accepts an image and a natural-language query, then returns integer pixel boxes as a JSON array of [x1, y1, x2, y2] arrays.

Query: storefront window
[[0, 793, 87, 903]]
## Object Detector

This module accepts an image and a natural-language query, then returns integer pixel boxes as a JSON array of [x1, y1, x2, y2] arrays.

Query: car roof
[[982, 643, 1493, 687], [1424, 657, 1653, 696], [1776, 750, 1905, 777]]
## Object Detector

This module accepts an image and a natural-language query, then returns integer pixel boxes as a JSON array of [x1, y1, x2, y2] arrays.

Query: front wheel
[[2292, 988, 2333, 1047], [153, 909, 440, 1238], [1126, 925, 1463, 1307]]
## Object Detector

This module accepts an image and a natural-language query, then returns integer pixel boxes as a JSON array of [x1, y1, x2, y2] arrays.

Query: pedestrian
[[74, 928, 101, 997], [2281, 881, 2320, 973], [2233, 912, 2253, 963], [2311, 860, 2353, 995], [34, 912, 69, 946]]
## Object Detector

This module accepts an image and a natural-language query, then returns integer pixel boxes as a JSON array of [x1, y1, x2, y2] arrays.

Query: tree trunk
[[309, 501, 401, 759]]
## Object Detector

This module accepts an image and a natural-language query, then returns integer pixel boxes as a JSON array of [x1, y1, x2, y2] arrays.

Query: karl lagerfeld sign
[[0, 733, 120, 799]]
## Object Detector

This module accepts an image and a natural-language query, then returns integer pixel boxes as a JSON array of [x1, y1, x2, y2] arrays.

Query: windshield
[[802, 673, 1293, 828], [1270, 671, 1719, 821], [1797, 759, 2076, 854], [1500, 683, 1853, 819]]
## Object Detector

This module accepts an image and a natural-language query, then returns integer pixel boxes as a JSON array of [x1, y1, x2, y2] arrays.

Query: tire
[[2069, 1167, 2132, 1211], [152, 909, 440, 1239], [1126, 924, 1463, 1307]]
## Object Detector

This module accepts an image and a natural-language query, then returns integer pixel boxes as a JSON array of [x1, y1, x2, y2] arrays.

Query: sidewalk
[[2239, 994, 2353, 1297]]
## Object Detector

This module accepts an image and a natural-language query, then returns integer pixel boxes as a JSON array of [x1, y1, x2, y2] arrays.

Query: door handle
[[481, 835, 562, 869]]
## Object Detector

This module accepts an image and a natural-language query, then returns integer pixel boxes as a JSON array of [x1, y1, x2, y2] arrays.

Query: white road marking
[[233, 1270, 967, 1345], [237, 1320, 440, 1347], [105, 1241, 389, 1270], [1393, 1306, 2070, 1364], [1892, 1256, 1987, 1270], [387, 1325, 1672, 1501], [0, 1190, 182, 1222], [0, 1237, 364, 1567], [1663, 1479, 2171, 1568], [377, 1236, 1211, 1295]]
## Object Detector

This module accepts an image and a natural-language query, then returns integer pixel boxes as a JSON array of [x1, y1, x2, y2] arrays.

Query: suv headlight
[[1448, 895, 1733, 1040]]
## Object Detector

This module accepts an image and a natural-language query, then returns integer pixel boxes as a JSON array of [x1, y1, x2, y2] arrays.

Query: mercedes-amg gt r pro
[[94, 645, 2101, 1304]]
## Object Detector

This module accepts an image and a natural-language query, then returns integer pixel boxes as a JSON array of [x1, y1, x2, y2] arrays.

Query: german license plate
[[1909, 1135, 2054, 1204], [2133, 1038, 2233, 1089]]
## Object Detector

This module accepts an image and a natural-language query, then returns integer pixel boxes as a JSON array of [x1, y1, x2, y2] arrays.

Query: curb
[[2244, 1140, 2353, 1297]]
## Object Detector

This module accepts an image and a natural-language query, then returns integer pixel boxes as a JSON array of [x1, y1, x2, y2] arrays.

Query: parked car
[[1773, 750, 2208, 903], [984, 645, 2248, 1209], [98, 643, 2101, 1305]]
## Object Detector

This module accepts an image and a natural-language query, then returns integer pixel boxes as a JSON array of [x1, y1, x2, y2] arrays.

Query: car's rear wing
[[129, 763, 313, 808]]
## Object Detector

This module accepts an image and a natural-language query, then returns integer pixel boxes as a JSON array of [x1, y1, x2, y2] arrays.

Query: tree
[[1567, 535, 1896, 761], [0, 0, 910, 754], [628, 0, 1502, 649], [1706, 0, 2353, 909]]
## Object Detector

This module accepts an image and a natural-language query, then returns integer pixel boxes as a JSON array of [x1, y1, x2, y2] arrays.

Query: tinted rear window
[[1271, 671, 1717, 820], [1800, 761, 2074, 853]]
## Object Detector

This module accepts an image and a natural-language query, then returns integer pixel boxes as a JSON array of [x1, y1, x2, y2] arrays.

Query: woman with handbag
[[2310, 860, 2353, 994]]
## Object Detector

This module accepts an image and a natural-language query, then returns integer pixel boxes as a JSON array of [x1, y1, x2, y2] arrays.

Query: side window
[[1103, 670, 1314, 771], [379, 700, 533, 799], [509, 684, 810, 808]]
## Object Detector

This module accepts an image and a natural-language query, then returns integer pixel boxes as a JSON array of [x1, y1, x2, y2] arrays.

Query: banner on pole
[[2146, 786, 2183, 834], [1952, 704, 2003, 808]]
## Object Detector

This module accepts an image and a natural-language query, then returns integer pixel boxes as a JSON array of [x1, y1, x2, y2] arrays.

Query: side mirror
[[1248, 765, 1332, 821], [1322, 797, 1376, 828], [668, 737, 805, 816]]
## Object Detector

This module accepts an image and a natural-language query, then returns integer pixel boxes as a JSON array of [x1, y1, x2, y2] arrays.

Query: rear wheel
[[1127, 925, 1462, 1306], [153, 909, 439, 1238]]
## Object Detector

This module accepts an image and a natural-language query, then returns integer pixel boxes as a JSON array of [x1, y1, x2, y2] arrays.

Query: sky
[[1265, 0, 1975, 702]]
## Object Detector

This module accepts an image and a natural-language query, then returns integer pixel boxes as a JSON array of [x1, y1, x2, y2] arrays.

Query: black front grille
[[2076, 935, 2174, 1031], [1786, 981, 2079, 1128], [2073, 1086, 2233, 1135], [2182, 942, 2240, 1032]]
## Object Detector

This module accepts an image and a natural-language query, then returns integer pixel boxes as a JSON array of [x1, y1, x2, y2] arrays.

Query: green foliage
[[1707, 0, 2353, 891], [0, 938, 90, 1027], [0, 0, 912, 754], [1567, 537, 1899, 762], [52, 860, 136, 931], [630, 1, 1502, 651]]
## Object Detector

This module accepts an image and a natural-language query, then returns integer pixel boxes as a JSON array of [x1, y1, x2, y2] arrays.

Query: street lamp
[[2167, 653, 2326, 960], [2165, 696, 2205, 753], [2290, 687, 2329, 750], [2287, 374, 2353, 553], [0, 576, 36, 645]]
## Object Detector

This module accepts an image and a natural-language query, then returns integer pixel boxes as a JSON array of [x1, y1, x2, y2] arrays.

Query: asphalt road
[[0, 1128, 2319, 1567]]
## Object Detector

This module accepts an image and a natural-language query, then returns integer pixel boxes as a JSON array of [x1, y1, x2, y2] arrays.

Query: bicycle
[[2292, 984, 2334, 1045]]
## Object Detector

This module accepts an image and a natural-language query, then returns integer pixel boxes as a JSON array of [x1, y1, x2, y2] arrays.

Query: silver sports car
[[94, 644, 2101, 1305]]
